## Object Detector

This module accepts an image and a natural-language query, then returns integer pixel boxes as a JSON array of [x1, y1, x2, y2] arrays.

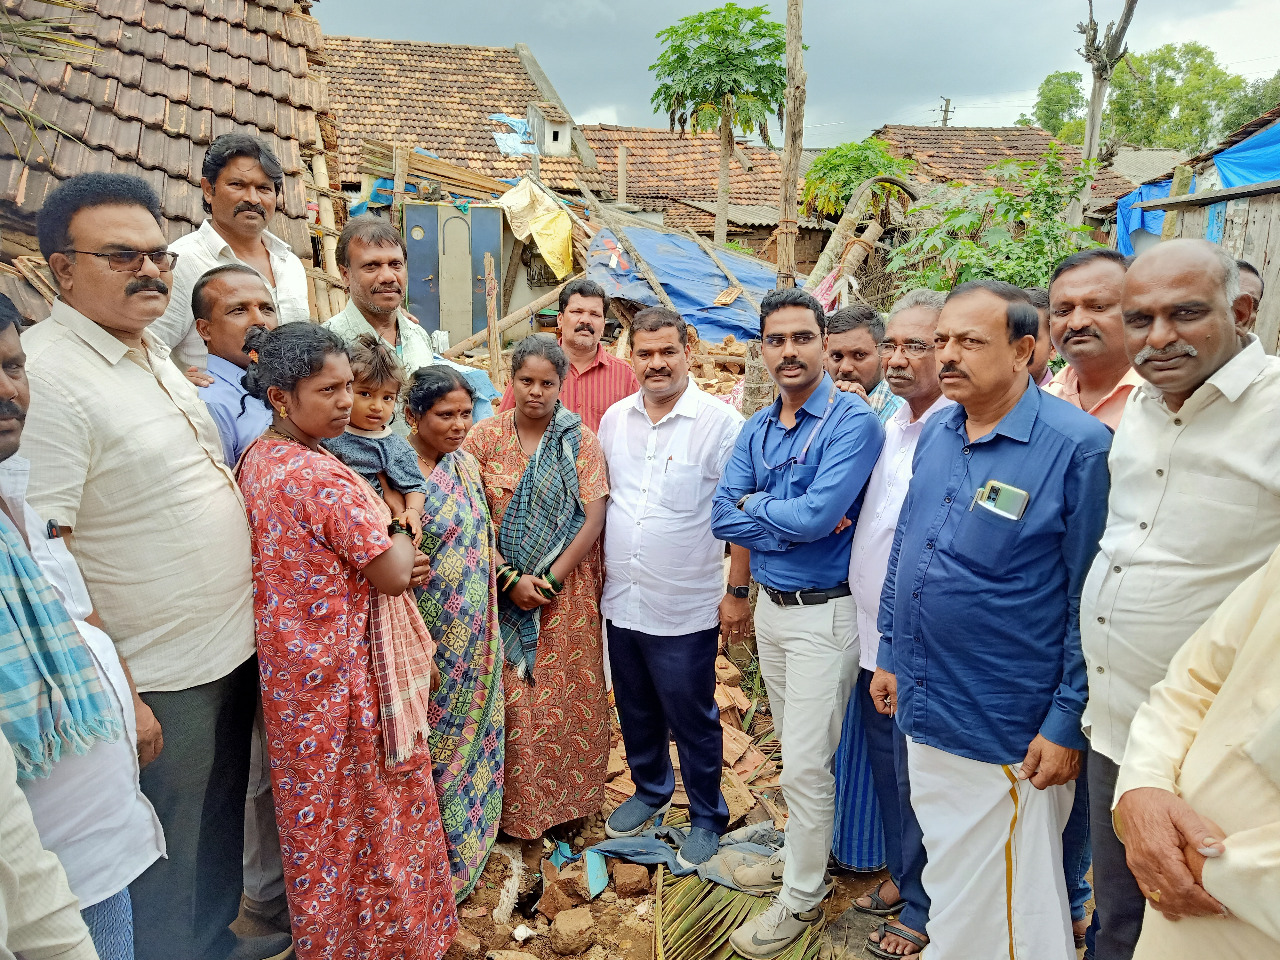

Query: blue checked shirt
[[877, 379, 1112, 764]]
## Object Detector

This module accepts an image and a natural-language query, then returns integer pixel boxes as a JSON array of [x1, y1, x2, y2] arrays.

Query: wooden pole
[[574, 176, 678, 312], [391, 145, 408, 232], [484, 252, 503, 385], [775, 0, 807, 290], [501, 237, 526, 314], [617, 144, 628, 205], [684, 228, 760, 312], [442, 272, 582, 358]]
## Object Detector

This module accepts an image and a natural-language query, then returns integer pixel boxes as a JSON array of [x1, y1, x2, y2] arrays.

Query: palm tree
[[650, 3, 787, 246]]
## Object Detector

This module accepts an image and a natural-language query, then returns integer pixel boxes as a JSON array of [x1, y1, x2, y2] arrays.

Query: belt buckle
[[789, 589, 805, 605]]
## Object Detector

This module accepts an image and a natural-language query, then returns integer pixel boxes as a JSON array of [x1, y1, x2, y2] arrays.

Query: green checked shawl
[[0, 519, 120, 779], [496, 403, 585, 682]]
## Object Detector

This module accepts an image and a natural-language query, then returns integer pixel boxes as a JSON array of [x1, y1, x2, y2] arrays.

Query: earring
[[409, 422, 417, 435], [278, 407, 287, 418]]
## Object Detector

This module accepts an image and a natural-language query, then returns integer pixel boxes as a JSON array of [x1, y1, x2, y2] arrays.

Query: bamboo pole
[[484, 252, 503, 386], [442, 273, 582, 358], [683, 228, 760, 312], [501, 237, 526, 313], [574, 176, 677, 312], [775, 0, 807, 289]]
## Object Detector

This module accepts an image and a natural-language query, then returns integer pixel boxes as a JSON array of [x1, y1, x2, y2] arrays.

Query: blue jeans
[[1062, 752, 1093, 924], [606, 621, 729, 832], [858, 669, 930, 936], [82, 888, 134, 960]]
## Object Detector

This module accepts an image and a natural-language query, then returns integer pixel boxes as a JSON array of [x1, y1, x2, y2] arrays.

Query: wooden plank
[[1256, 204, 1280, 355], [442, 273, 582, 357], [484, 252, 502, 387], [1180, 205, 1207, 240], [1161, 165, 1194, 240], [501, 237, 526, 314], [1241, 195, 1274, 268], [683, 228, 760, 311], [1222, 197, 1251, 257], [1135, 177, 1280, 211]]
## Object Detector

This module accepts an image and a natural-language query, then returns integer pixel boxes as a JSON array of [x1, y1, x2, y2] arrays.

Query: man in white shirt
[[826, 289, 951, 960], [24, 174, 287, 960], [152, 134, 310, 372], [324, 216, 500, 431], [1081, 238, 1280, 960], [0, 294, 165, 958], [597, 306, 749, 868]]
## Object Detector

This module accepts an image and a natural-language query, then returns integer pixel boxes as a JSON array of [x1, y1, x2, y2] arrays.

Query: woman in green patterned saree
[[405, 365, 503, 901]]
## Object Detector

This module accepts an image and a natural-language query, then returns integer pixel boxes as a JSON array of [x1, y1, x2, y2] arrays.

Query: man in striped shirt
[[498, 278, 638, 433]]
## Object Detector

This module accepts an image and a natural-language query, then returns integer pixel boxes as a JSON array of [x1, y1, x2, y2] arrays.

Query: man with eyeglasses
[[152, 134, 311, 374], [22, 174, 288, 960], [824, 289, 952, 960], [713, 288, 885, 959], [824, 304, 905, 423], [872, 281, 1111, 960]]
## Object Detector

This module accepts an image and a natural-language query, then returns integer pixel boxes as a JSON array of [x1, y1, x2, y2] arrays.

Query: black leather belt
[[762, 582, 852, 607]]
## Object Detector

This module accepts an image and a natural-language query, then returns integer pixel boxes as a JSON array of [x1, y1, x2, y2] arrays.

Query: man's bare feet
[[868, 921, 928, 957], [853, 878, 903, 915], [1073, 916, 1089, 947]]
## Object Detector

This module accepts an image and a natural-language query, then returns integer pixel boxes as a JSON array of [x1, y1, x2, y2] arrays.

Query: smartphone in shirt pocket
[[948, 480, 1029, 574]]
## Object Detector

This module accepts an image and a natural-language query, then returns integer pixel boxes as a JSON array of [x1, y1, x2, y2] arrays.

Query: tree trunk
[[803, 176, 919, 291], [1068, 0, 1138, 226], [775, 0, 806, 289], [716, 96, 732, 246]]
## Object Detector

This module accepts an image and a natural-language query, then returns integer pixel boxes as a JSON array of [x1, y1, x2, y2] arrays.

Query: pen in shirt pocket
[[664, 455, 672, 474], [47, 520, 60, 540]]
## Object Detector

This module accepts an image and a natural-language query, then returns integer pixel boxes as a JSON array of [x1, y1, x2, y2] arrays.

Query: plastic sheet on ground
[[589, 820, 784, 887], [498, 180, 573, 279], [586, 227, 801, 342]]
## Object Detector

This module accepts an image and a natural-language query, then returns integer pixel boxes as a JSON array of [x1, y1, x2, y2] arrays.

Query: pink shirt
[[1045, 365, 1145, 430]]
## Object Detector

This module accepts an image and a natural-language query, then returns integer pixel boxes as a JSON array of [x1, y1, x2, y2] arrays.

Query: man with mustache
[[1045, 249, 1143, 431], [712, 288, 885, 959], [497, 278, 638, 433], [824, 304, 905, 422], [22, 174, 288, 960], [1080, 238, 1280, 960], [825, 289, 952, 960], [596, 306, 747, 867], [873, 280, 1112, 960], [153, 134, 310, 373], [324, 215, 500, 434]]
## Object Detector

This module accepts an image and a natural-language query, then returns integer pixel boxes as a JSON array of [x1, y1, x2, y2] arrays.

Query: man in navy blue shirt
[[871, 281, 1111, 960], [713, 288, 885, 959]]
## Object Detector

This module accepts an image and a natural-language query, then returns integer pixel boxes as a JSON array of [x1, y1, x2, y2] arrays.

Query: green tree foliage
[[1220, 70, 1280, 136], [800, 138, 915, 218], [887, 144, 1100, 291], [649, 3, 786, 145], [1106, 43, 1245, 152], [1030, 71, 1087, 136], [649, 3, 786, 244]]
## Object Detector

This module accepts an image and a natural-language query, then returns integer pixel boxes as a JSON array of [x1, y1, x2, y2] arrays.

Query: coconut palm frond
[[0, 1, 95, 155]]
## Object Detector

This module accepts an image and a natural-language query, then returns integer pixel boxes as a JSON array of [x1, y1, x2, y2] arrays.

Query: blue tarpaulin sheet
[[586, 227, 794, 342], [1213, 121, 1280, 188], [1114, 180, 1172, 256]]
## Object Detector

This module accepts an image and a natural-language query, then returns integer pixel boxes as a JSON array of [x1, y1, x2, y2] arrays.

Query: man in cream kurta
[[1113, 543, 1280, 959], [1080, 239, 1280, 960], [23, 174, 268, 960]]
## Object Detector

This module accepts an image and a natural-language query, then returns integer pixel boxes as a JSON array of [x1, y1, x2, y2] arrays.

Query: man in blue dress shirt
[[712, 288, 885, 959], [870, 280, 1111, 960], [193, 264, 274, 464]]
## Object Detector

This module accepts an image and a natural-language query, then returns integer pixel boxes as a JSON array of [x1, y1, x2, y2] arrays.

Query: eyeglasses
[[877, 339, 933, 358], [60, 249, 179, 273], [763, 332, 820, 349]]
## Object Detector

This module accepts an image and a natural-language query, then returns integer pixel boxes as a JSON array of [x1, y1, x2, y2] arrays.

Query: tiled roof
[[872, 125, 1136, 201], [583, 124, 789, 207], [1188, 102, 1280, 166], [320, 36, 597, 191], [531, 100, 569, 125], [675, 199, 826, 229], [0, 0, 324, 255], [1104, 147, 1187, 186]]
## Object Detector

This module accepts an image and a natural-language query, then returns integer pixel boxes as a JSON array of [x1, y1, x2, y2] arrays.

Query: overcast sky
[[316, 0, 1280, 149]]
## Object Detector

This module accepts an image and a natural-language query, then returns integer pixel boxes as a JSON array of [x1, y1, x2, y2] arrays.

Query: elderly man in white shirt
[[24, 174, 286, 960], [597, 306, 749, 868], [821, 289, 952, 960], [152, 134, 310, 372], [1081, 238, 1280, 960], [0, 294, 164, 959]]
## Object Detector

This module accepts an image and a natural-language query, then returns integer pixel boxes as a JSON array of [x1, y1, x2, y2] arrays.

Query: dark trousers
[[858, 669, 930, 935], [1086, 746, 1145, 960], [131, 658, 258, 960], [606, 621, 729, 832]]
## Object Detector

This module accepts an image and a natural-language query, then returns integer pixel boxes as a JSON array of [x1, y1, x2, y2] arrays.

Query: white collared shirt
[[152, 218, 311, 370], [22, 300, 256, 692], [1082, 336, 1280, 762], [0, 457, 165, 908], [848, 393, 955, 669], [598, 380, 744, 635]]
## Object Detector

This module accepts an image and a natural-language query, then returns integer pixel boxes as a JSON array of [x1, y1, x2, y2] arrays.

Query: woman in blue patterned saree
[[405, 365, 504, 902]]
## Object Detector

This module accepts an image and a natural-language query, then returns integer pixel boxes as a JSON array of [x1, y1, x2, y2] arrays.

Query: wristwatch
[[736, 494, 752, 511], [726, 584, 750, 599], [387, 518, 413, 538]]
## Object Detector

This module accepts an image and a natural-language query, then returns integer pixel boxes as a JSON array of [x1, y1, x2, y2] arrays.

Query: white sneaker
[[731, 851, 786, 894], [729, 897, 824, 959]]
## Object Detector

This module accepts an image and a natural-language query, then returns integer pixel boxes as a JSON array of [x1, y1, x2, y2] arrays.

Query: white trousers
[[754, 594, 858, 912], [243, 708, 284, 902], [908, 740, 1076, 960]]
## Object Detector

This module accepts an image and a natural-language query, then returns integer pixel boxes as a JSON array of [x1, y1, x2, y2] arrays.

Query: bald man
[[1080, 239, 1280, 960]]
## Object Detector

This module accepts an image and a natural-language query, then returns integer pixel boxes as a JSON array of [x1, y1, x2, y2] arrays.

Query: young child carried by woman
[[323, 333, 428, 538]]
